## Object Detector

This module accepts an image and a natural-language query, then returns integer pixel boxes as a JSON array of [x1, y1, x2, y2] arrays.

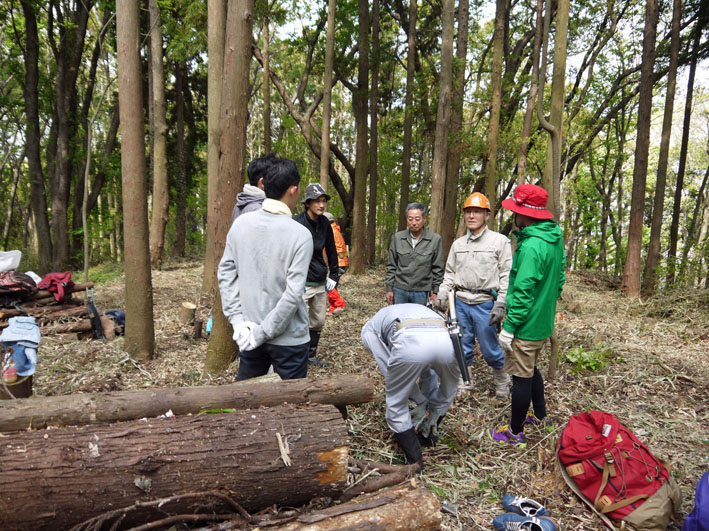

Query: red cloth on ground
[[328, 288, 347, 313]]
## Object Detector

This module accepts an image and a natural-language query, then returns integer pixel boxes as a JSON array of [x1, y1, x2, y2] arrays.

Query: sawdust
[[29, 261, 709, 530]]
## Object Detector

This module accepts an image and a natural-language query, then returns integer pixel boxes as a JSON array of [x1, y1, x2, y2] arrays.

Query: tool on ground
[[86, 287, 103, 340]]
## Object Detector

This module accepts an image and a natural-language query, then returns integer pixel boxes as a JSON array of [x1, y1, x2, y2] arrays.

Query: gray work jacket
[[385, 228, 444, 293]]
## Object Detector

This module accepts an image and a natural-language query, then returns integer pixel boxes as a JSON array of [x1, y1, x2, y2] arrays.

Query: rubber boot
[[308, 330, 329, 367], [394, 428, 424, 469], [493, 368, 511, 399]]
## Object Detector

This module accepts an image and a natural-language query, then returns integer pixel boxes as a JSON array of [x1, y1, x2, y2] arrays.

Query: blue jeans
[[455, 298, 504, 369], [393, 287, 429, 305], [237, 342, 309, 381]]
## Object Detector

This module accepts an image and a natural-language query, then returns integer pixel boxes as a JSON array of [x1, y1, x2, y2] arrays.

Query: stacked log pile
[[0, 375, 443, 530], [0, 282, 115, 338]]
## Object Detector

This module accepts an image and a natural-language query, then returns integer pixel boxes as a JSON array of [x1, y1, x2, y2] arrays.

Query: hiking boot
[[393, 427, 424, 469], [493, 368, 510, 399], [524, 412, 546, 426], [492, 513, 557, 531], [501, 494, 550, 517], [308, 356, 329, 368], [488, 424, 527, 448]]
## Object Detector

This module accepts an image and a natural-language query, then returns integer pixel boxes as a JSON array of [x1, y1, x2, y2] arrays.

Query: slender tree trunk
[[19, 0, 52, 274], [349, 0, 370, 275], [173, 61, 188, 258], [367, 0, 380, 264], [116, 0, 156, 361], [429, 0, 455, 235], [642, 0, 681, 296], [202, 0, 227, 294], [319, 0, 336, 190], [442, 0, 469, 256], [263, 15, 272, 154], [148, 0, 170, 267], [398, 0, 417, 231], [2, 156, 23, 249], [679, 166, 709, 280], [666, 5, 707, 286], [205, 0, 254, 374], [543, 0, 569, 216], [621, 0, 658, 297]]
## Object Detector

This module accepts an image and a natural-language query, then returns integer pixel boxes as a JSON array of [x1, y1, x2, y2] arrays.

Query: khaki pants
[[303, 285, 328, 331], [504, 337, 547, 378]]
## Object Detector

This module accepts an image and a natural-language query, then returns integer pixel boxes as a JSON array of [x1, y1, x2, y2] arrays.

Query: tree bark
[[642, 0, 682, 296], [349, 0, 370, 274], [204, 0, 254, 373], [202, 0, 227, 295], [621, 0, 658, 298], [398, 0, 417, 232], [117, 0, 156, 360], [319, 0, 336, 190], [0, 404, 349, 530], [263, 14, 272, 155], [368, 0, 380, 264], [19, 0, 53, 274], [148, 0, 170, 267], [666, 5, 707, 286], [428, 0, 455, 235], [172, 61, 188, 258], [0, 375, 374, 432]]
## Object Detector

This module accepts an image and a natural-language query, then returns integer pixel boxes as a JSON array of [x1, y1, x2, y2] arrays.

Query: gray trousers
[[362, 323, 459, 433]]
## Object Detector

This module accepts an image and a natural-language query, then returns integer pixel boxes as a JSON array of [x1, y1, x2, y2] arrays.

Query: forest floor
[[30, 260, 709, 530]]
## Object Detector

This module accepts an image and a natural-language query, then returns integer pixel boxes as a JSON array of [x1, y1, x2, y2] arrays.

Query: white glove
[[232, 321, 256, 351], [498, 329, 514, 353], [325, 277, 337, 292]]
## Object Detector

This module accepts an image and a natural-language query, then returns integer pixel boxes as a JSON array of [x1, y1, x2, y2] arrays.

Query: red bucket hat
[[501, 184, 554, 220]]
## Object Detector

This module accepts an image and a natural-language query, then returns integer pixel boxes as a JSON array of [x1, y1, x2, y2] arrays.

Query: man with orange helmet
[[437, 192, 512, 399]]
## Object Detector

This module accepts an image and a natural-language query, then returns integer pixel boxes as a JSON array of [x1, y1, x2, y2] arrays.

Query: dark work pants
[[510, 367, 546, 434], [237, 342, 309, 381]]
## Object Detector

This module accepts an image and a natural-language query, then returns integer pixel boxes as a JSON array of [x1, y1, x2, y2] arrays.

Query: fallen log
[[0, 404, 350, 530], [0, 374, 374, 432], [26, 281, 94, 302]]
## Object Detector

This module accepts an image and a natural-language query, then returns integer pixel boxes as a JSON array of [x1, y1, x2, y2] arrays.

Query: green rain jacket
[[503, 220, 566, 341]]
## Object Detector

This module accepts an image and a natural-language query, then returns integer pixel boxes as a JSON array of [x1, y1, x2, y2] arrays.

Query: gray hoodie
[[231, 184, 266, 223]]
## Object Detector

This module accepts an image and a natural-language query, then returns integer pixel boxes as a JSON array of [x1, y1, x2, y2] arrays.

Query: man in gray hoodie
[[218, 157, 313, 380], [230, 154, 275, 222]]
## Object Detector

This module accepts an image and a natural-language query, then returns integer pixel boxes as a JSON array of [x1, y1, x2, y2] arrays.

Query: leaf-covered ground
[[29, 261, 709, 530]]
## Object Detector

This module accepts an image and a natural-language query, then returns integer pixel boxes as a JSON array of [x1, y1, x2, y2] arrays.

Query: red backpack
[[557, 411, 681, 530], [0, 271, 38, 305]]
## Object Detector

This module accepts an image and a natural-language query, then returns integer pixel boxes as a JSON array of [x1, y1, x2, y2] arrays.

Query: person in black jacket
[[294, 183, 340, 367]]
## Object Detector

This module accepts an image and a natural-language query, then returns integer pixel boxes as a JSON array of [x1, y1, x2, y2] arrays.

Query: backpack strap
[[593, 453, 650, 514], [558, 454, 617, 530]]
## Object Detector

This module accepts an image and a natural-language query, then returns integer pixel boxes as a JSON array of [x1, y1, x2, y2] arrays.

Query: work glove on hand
[[410, 400, 429, 431], [325, 277, 337, 292], [488, 300, 506, 326], [416, 406, 445, 447], [498, 329, 514, 353], [232, 321, 256, 351]]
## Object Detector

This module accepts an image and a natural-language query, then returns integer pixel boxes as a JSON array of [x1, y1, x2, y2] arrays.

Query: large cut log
[[0, 403, 350, 530], [26, 281, 94, 302], [0, 375, 374, 432]]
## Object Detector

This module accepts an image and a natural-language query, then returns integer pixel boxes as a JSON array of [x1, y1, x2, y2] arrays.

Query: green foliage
[[84, 261, 125, 285], [561, 343, 622, 373]]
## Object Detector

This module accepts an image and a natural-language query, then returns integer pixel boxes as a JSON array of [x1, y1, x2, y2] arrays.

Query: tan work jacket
[[438, 227, 512, 306]]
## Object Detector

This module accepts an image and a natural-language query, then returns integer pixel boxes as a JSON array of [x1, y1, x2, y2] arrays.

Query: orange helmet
[[463, 192, 491, 211]]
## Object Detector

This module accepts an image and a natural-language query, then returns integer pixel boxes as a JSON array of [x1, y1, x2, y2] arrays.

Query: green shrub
[[561, 344, 619, 373]]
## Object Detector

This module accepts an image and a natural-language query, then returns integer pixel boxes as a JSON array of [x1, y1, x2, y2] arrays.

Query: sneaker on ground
[[492, 513, 557, 531], [488, 424, 527, 448], [524, 412, 545, 426], [501, 494, 550, 517], [308, 357, 330, 368]]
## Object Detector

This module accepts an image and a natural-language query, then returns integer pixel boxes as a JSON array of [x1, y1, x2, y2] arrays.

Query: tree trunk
[[398, 0, 417, 232], [263, 15, 272, 154], [642, 0, 681, 296], [117, 0, 156, 361], [666, 5, 707, 286], [204, 0, 254, 373], [621, 0, 658, 298], [147, 0, 170, 267], [268, 482, 441, 530], [442, 0, 470, 255], [543, 0, 569, 217], [0, 375, 373, 432], [349, 0, 369, 275], [0, 404, 349, 530], [319, 0, 336, 190], [202, 0, 227, 295], [172, 61, 188, 258], [429, 0, 455, 235], [368, 0, 380, 264], [19, 0, 52, 274], [679, 166, 709, 280]]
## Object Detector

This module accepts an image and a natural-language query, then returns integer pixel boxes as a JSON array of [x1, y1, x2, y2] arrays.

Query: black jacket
[[294, 212, 340, 285]]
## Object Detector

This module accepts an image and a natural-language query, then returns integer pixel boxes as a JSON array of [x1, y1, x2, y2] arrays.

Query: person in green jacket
[[488, 184, 566, 448]]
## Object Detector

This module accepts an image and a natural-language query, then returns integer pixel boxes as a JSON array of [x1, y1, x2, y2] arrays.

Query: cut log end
[[179, 302, 197, 324]]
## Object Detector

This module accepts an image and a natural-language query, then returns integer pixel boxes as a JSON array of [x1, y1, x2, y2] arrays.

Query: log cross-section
[[0, 404, 350, 530]]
